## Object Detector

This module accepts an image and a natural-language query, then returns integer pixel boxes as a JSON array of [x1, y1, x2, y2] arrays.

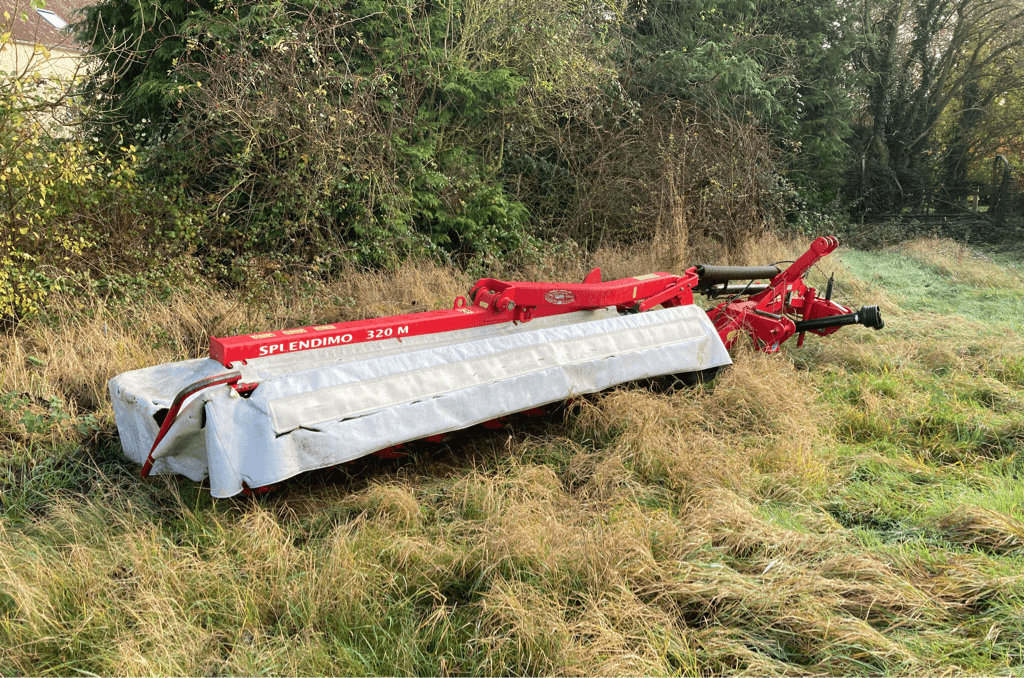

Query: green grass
[[840, 247, 1024, 328], [3, 238, 1024, 675]]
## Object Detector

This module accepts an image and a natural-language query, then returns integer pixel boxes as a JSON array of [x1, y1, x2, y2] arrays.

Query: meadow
[[2, 236, 1024, 675]]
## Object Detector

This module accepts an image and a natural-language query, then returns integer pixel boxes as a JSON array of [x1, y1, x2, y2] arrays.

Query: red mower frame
[[141, 236, 883, 485]]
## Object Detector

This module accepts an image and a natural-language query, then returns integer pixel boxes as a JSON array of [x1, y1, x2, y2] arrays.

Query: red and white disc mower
[[109, 236, 882, 496]]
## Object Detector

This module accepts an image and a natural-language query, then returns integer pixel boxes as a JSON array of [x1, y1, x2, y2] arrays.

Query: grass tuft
[[935, 506, 1024, 555]]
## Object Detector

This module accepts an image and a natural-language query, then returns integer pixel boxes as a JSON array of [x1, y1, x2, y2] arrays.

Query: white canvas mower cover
[[110, 236, 883, 496]]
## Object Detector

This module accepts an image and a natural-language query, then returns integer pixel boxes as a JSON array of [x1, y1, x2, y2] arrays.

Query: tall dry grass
[[3, 236, 1024, 675]]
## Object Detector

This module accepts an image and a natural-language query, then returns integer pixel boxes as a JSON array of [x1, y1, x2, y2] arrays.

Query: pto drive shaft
[[793, 305, 885, 333]]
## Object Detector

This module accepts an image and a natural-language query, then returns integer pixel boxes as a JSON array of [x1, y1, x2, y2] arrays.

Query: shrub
[[1, 9, 192, 321], [78, 0, 629, 270], [1, 10, 91, 319]]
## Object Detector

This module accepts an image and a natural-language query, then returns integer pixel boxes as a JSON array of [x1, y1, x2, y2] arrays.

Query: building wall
[[1, 41, 82, 81], [1, 42, 85, 133]]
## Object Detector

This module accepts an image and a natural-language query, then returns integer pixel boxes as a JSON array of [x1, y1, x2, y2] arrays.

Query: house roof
[[3, 0, 94, 51]]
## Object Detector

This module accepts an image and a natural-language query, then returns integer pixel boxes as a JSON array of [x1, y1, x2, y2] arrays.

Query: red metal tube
[[140, 372, 242, 478]]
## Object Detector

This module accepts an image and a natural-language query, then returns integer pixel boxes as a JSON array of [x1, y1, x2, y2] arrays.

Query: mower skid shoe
[[109, 305, 731, 497]]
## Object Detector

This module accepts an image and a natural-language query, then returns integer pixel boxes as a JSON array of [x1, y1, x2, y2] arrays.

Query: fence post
[[992, 155, 1011, 227]]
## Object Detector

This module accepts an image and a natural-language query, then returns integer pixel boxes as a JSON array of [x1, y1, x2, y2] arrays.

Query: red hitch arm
[[701, 236, 883, 351]]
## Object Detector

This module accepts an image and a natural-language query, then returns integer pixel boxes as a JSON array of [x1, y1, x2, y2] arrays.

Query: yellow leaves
[[1, 112, 133, 322]]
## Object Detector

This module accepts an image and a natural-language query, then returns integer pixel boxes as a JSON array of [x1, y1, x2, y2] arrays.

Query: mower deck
[[111, 305, 730, 497]]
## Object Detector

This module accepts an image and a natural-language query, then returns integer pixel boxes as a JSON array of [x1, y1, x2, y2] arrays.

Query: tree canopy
[[847, 0, 1024, 214]]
